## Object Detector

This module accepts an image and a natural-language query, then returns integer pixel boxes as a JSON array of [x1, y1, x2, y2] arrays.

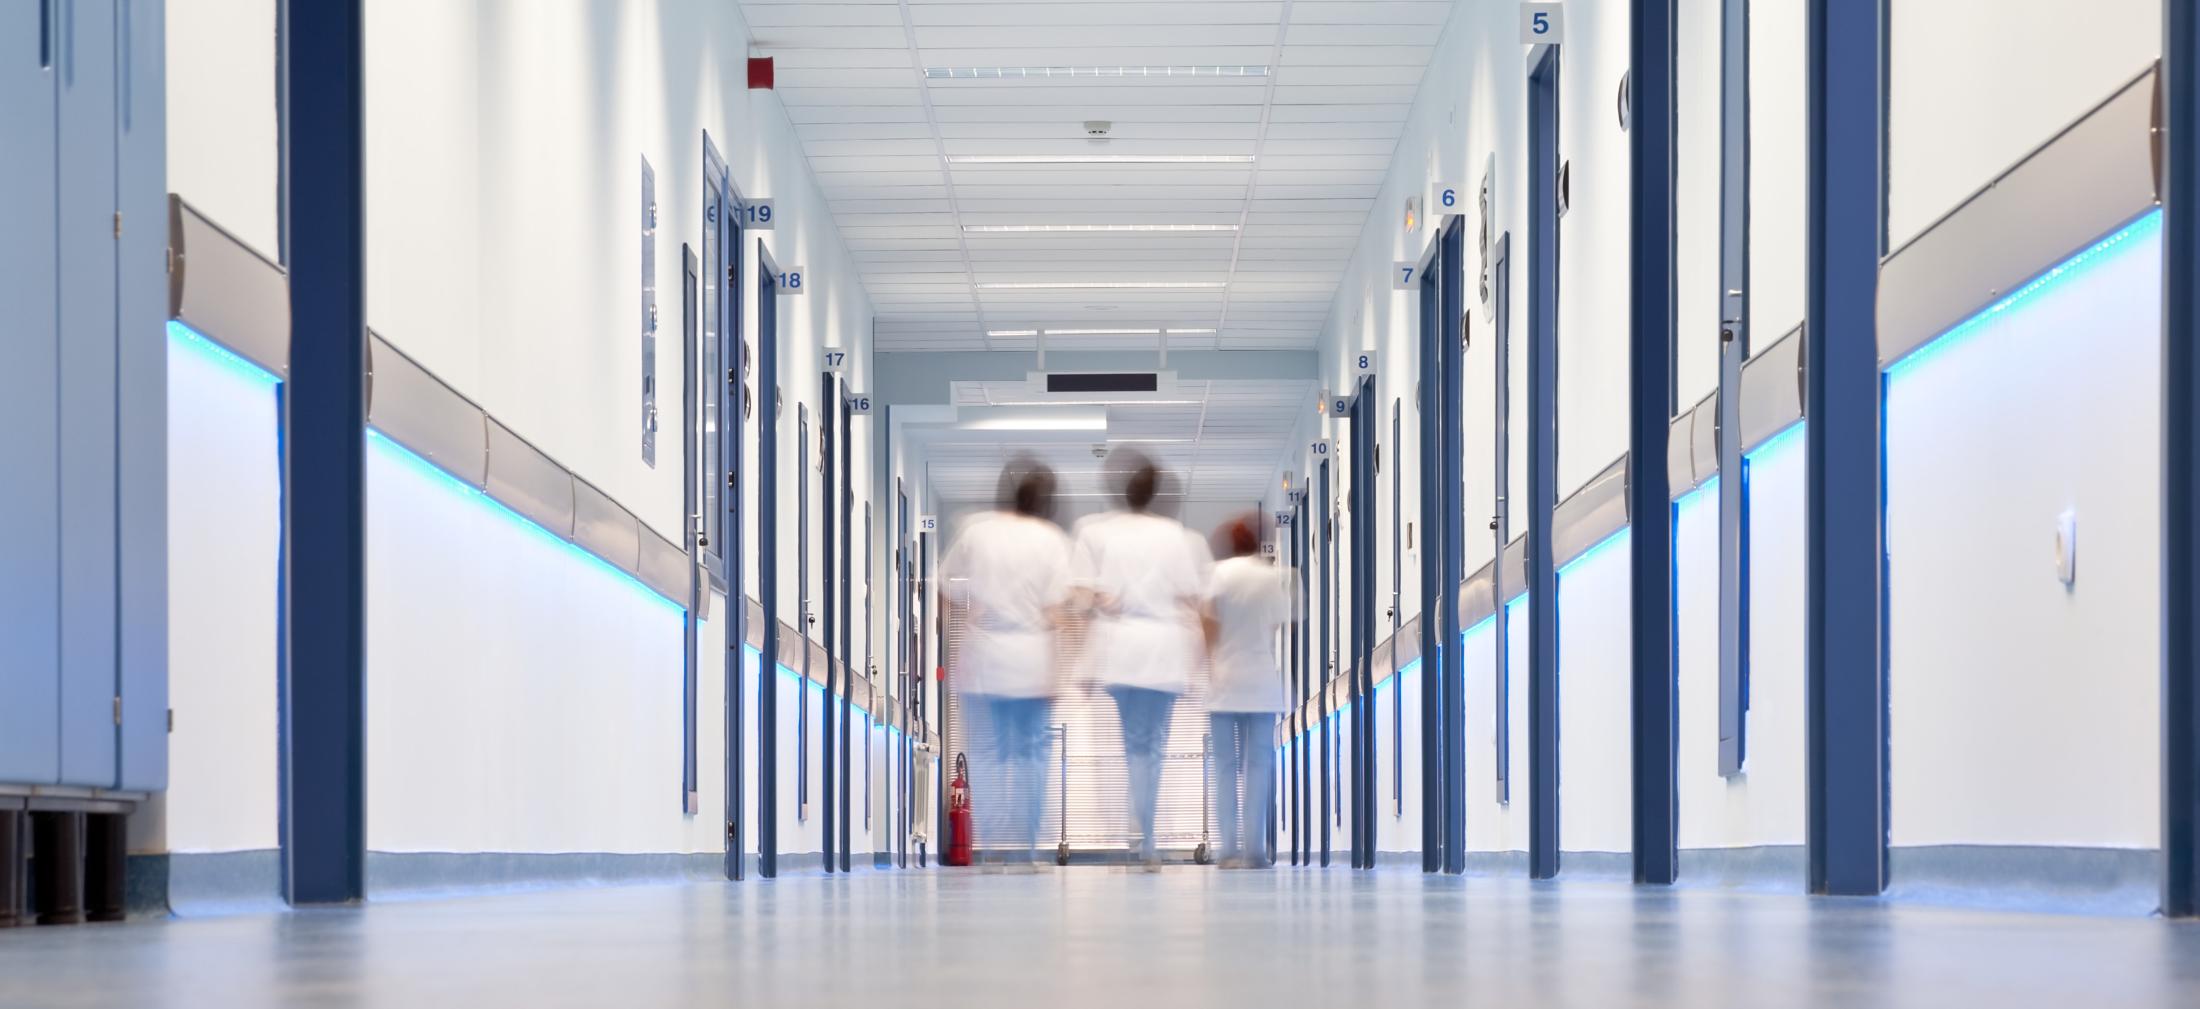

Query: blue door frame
[[279, 0, 367, 906], [821, 378, 837, 873], [839, 387, 856, 872], [1803, 0, 1888, 897], [1627, 0, 1680, 886], [1318, 458, 1333, 867], [2167, 0, 2200, 919], [1525, 44, 1562, 881], [1436, 220, 1469, 875], [1418, 261, 1443, 872], [756, 245, 781, 879]]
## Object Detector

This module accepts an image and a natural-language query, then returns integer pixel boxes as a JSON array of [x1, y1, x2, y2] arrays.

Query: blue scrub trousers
[[1107, 685, 1178, 862]]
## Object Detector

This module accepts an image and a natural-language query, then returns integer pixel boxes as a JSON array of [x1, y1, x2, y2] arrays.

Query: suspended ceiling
[[922, 378, 1317, 503], [739, 0, 1449, 354]]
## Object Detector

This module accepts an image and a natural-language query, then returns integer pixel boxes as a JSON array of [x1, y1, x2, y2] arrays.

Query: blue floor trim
[[365, 852, 729, 899], [1677, 846, 1809, 893], [167, 850, 286, 916], [1886, 845, 2160, 917]]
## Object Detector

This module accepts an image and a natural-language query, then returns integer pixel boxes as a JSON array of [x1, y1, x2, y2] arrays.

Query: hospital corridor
[[6, 0, 2200, 1005]]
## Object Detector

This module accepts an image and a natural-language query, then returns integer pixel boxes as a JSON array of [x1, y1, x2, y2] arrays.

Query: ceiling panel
[[741, 0, 1444, 352]]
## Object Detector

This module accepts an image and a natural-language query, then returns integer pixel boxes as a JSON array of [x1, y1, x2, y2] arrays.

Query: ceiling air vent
[[1045, 372, 1158, 394]]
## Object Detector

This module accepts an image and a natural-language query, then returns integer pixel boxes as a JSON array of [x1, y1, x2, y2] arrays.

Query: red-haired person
[[1202, 514, 1297, 869]]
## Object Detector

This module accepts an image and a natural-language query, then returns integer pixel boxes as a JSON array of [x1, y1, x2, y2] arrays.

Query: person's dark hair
[[996, 456, 1057, 520], [1124, 463, 1159, 512], [1217, 513, 1261, 558]]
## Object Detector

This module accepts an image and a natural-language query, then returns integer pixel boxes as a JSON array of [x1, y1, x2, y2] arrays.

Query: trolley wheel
[[1194, 843, 1211, 866], [1056, 843, 1071, 866]]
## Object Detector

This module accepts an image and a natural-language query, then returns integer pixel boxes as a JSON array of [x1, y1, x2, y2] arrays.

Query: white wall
[[1557, 536, 1633, 856], [164, 331, 280, 854], [1888, 0, 2159, 248], [161, 0, 877, 864], [1884, 217, 2162, 850], [166, 0, 277, 259]]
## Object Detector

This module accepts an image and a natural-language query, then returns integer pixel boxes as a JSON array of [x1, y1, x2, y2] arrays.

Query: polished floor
[[3, 867, 2199, 1008]]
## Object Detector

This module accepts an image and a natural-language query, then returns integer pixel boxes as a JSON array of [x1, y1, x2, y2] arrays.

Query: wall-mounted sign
[[846, 392, 873, 414], [823, 347, 848, 371], [918, 515, 938, 534], [1521, 3, 1565, 44], [1393, 261, 1418, 290], [781, 267, 806, 294], [741, 199, 776, 230]]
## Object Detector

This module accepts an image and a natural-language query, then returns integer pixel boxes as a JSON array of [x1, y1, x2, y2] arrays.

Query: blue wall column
[[1628, 0, 1680, 887], [279, 0, 367, 906], [2162, 0, 2200, 919], [1803, 0, 1888, 897]]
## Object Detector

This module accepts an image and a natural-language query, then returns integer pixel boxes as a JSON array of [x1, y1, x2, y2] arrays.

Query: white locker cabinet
[[0, 0, 167, 792]]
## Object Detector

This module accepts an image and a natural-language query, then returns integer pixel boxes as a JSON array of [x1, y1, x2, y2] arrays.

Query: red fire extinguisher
[[947, 752, 974, 867]]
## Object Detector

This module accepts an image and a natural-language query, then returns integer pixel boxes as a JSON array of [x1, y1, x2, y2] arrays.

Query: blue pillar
[[2162, 0, 2200, 919], [1439, 218, 1468, 874], [1628, 0, 1680, 886], [279, 0, 367, 906], [1803, 0, 1888, 897], [1525, 47, 1562, 881]]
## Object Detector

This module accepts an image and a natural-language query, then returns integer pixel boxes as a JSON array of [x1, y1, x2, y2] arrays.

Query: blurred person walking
[[1070, 452, 1213, 869], [1202, 515, 1297, 869], [940, 459, 1072, 870]]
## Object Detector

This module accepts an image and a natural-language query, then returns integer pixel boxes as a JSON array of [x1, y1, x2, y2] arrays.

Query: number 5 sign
[[1521, 3, 1564, 44]]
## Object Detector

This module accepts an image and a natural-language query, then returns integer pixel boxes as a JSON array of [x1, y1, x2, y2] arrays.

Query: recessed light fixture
[[947, 155, 1254, 165], [963, 224, 1239, 234], [926, 66, 1269, 81], [1042, 328, 1161, 336], [986, 329, 1039, 338], [988, 399, 1202, 407], [1165, 328, 1217, 335], [978, 282, 1226, 290]]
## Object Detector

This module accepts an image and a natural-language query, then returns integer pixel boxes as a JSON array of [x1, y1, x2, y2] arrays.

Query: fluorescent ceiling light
[[926, 66, 1269, 81], [1106, 438, 1194, 444], [1043, 328, 1161, 336], [963, 224, 1238, 234], [986, 329, 1039, 338], [947, 155, 1254, 165], [988, 399, 1202, 407], [1165, 328, 1217, 335], [978, 282, 1226, 290]]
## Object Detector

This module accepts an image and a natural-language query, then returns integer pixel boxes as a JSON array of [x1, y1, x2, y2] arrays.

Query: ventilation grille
[[1045, 372, 1158, 394]]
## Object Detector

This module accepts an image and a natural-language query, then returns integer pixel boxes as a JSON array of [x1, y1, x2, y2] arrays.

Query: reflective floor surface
[[4, 866, 2199, 1008]]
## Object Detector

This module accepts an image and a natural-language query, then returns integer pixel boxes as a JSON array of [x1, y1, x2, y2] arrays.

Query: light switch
[[2054, 509, 2078, 588]]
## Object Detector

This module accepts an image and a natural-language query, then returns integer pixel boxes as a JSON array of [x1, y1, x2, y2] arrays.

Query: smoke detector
[[1091, 443, 1109, 459], [1084, 120, 1112, 138]]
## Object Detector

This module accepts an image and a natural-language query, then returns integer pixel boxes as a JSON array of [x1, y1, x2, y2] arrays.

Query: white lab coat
[[939, 511, 1073, 698], [1069, 511, 1214, 694], [1205, 556, 1298, 713]]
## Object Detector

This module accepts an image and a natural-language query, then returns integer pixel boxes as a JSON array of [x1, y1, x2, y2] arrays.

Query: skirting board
[[153, 850, 887, 915], [1886, 845, 2160, 917]]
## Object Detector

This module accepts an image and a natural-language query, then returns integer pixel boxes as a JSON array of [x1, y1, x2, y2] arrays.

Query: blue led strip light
[[174, 320, 686, 614], [171, 320, 281, 387], [1888, 209, 2164, 382], [367, 431, 684, 616]]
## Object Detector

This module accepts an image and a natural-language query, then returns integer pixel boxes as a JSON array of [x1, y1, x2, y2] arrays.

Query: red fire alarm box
[[747, 57, 774, 90]]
